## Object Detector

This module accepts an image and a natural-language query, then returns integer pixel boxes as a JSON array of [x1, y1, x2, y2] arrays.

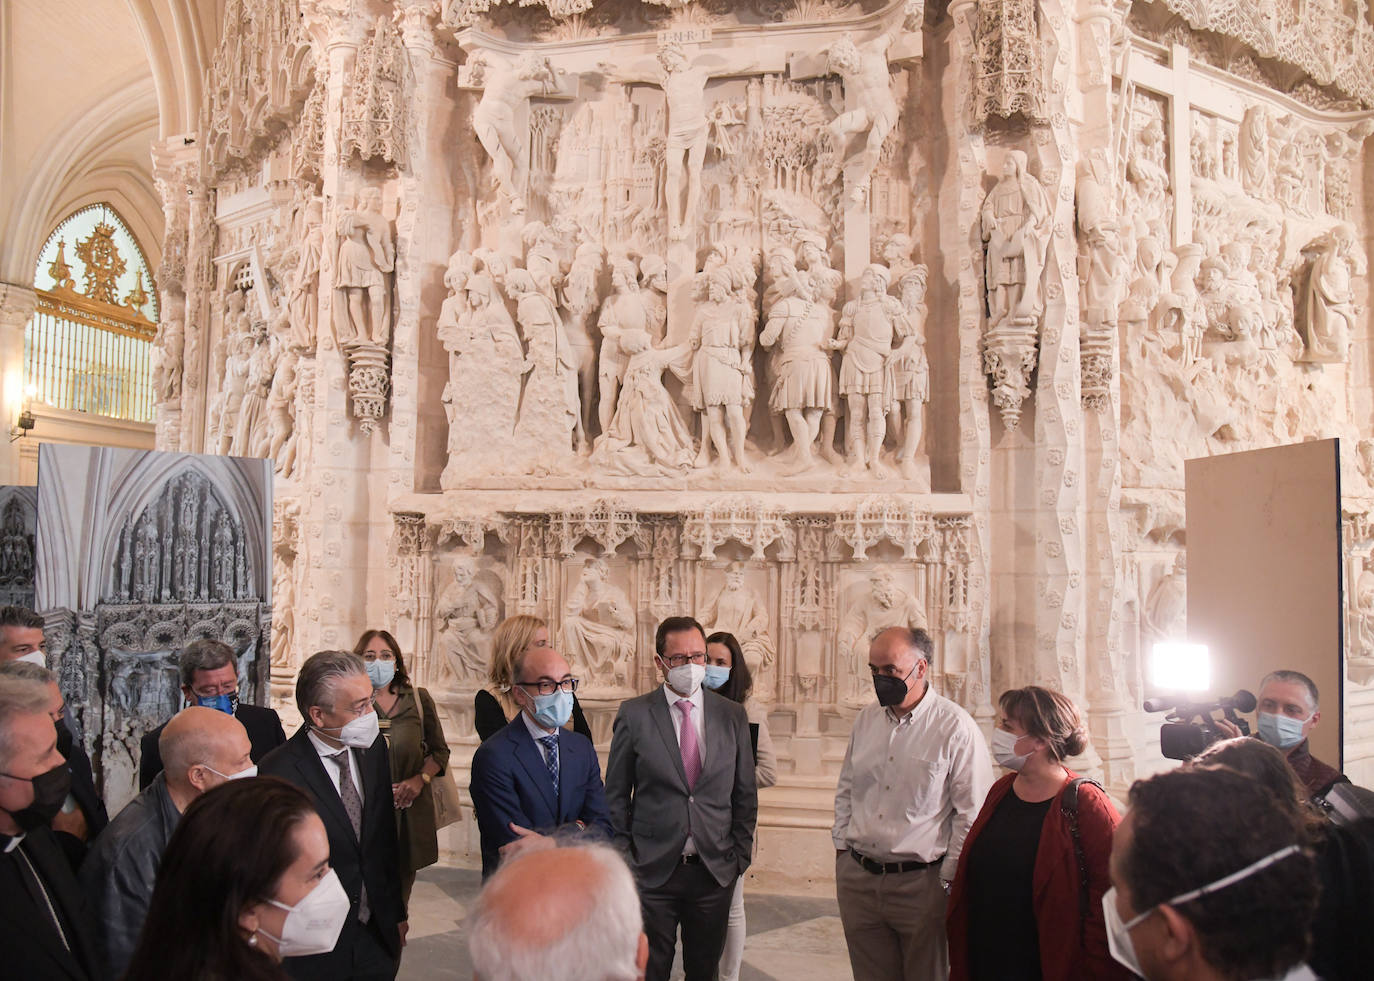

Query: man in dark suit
[[0, 674, 99, 979], [260, 650, 407, 980], [469, 645, 612, 878], [1, 607, 108, 853], [139, 637, 287, 789], [605, 615, 757, 981]]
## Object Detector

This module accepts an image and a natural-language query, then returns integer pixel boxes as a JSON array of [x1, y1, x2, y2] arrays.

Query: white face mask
[[990, 728, 1031, 771], [1102, 843, 1303, 978], [15, 650, 45, 666], [258, 868, 351, 958], [318, 710, 380, 749], [665, 662, 705, 697], [204, 763, 258, 782]]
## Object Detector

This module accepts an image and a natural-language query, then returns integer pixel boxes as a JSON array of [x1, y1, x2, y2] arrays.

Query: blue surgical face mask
[[366, 660, 395, 689], [527, 689, 574, 730], [702, 665, 731, 690], [1257, 711, 1308, 750], [193, 692, 238, 716]]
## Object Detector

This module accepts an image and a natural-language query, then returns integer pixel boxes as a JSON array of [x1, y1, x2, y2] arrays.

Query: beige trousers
[[835, 851, 949, 981]]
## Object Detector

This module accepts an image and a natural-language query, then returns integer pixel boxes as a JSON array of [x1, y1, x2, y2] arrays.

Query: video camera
[[1146, 689, 1255, 760]]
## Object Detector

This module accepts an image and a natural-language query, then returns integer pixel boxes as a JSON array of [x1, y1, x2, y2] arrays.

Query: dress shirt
[[662, 683, 706, 855], [832, 686, 993, 881], [307, 729, 365, 802]]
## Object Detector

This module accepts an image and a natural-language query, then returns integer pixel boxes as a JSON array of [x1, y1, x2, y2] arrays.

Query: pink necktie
[[677, 700, 701, 790]]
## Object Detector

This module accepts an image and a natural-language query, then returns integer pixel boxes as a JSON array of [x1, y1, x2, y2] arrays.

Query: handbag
[[414, 687, 463, 830]]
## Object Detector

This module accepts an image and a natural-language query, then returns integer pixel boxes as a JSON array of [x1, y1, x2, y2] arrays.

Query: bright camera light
[[1151, 642, 1211, 693]]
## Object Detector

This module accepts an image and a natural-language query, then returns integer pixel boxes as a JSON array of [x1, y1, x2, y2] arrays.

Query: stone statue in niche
[[835, 264, 905, 478], [217, 327, 253, 455], [433, 556, 501, 684], [760, 262, 836, 473], [890, 266, 930, 480], [211, 511, 235, 599], [602, 42, 756, 241], [1299, 223, 1363, 364], [592, 328, 695, 476], [154, 317, 184, 402], [288, 198, 323, 353], [700, 562, 776, 702], [233, 321, 274, 457], [471, 52, 559, 214], [266, 346, 298, 477], [506, 268, 581, 456], [688, 265, 755, 473], [981, 151, 1051, 328], [333, 186, 394, 348], [1144, 553, 1186, 642], [561, 557, 635, 691], [838, 567, 928, 702], [1239, 105, 1269, 198], [824, 31, 898, 202], [596, 257, 656, 443], [1273, 140, 1307, 215], [270, 550, 295, 669]]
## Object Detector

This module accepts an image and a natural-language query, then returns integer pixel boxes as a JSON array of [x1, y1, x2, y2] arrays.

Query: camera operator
[[1215, 670, 1345, 800], [1193, 737, 1374, 981]]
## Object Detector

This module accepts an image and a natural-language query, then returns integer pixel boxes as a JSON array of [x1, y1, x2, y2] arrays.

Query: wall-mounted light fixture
[[8, 409, 34, 442]]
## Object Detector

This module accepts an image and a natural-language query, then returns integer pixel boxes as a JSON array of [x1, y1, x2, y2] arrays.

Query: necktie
[[331, 749, 370, 922], [539, 734, 560, 795], [677, 700, 701, 790]]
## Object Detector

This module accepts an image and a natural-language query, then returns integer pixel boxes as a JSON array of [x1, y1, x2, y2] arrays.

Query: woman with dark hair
[[121, 777, 345, 980], [354, 629, 452, 904], [704, 631, 776, 981], [946, 686, 1129, 981], [1194, 736, 1374, 980]]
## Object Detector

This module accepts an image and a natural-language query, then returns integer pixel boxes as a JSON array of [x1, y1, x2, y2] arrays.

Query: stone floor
[[400, 865, 853, 981]]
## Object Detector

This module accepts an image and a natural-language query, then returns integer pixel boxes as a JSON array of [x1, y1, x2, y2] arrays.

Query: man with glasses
[[605, 615, 758, 981], [138, 638, 285, 789], [469, 645, 611, 879]]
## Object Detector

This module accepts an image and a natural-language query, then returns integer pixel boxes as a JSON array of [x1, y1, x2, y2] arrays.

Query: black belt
[[850, 847, 943, 875], [680, 853, 702, 865]]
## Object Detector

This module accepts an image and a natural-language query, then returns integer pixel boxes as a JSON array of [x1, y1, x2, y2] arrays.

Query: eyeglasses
[[662, 653, 706, 669], [515, 678, 579, 696]]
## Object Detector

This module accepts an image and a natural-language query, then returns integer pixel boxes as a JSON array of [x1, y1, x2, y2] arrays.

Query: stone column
[[0, 283, 38, 485]]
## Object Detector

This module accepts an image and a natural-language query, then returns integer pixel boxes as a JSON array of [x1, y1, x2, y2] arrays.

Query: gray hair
[[0, 660, 54, 685], [468, 842, 642, 981], [0, 676, 55, 768], [1261, 670, 1320, 712], [180, 638, 236, 687], [295, 650, 368, 719]]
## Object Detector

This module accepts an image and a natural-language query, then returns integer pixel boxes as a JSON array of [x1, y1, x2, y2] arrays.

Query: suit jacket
[[259, 728, 405, 976], [469, 715, 613, 878], [0, 826, 100, 980], [138, 703, 287, 790], [604, 686, 757, 889]]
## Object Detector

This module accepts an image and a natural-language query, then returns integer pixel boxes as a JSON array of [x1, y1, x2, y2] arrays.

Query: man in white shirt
[[604, 616, 757, 981], [832, 625, 993, 980]]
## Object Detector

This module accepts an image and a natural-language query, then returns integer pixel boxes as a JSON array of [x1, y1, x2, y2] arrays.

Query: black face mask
[[54, 719, 73, 759], [2, 762, 72, 831], [872, 665, 916, 707]]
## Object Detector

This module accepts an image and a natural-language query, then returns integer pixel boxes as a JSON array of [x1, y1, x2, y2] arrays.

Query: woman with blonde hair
[[946, 685, 1129, 980], [474, 614, 591, 742]]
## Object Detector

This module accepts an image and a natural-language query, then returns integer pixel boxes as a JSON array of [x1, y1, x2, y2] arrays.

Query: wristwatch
[[421, 772, 433, 785]]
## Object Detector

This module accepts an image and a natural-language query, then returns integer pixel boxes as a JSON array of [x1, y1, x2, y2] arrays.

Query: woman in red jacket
[[946, 686, 1130, 981]]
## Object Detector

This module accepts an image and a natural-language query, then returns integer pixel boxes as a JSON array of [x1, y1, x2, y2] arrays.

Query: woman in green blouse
[[353, 629, 452, 905]]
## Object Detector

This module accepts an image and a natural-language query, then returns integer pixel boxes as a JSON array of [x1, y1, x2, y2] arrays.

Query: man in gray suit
[[605, 615, 758, 981]]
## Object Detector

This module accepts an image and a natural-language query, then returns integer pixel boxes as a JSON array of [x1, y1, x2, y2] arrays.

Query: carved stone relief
[[0, 487, 37, 610]]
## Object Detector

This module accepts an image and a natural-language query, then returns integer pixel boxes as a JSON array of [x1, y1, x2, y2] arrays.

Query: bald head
[[160, 706, 253, 799], [468, 843, 645, 981]]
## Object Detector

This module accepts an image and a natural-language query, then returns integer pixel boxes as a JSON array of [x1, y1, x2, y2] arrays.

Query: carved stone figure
[[760, 269, 834, 472], [217, 329, 253, 455], [561, 242, 603, 451], [700, 562, 776, 701], [639, 255, 669, 345], [288, 198, 323, 352], [333, 186, 394, 347], [266, 346, 298, 478], [434, 556, 500, 683], [596, 257, 654, 441], [1299, 223, 1362, 363], [1239, 105, 1269, 198], [155, 317, 184, 402], [561, 558, 635, 690], [825, 31, 899, 201], [507, 267, 580, 456], [233, 322, 274, 457], [834, 264, 905, 477], [838, 567, 928, 702], [688, 266, 754, 472], [472, 53, 558, 214], [890, 266, 930, 480], [981, 151, 1051, 328], [593, 329, 696, 476], [1144, 553, 1187, 642], [270, 550, 295, 669]]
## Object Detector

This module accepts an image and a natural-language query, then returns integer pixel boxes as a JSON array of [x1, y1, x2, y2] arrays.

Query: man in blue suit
[[469, 645, 612, 878]]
